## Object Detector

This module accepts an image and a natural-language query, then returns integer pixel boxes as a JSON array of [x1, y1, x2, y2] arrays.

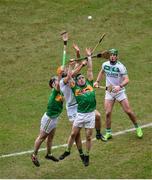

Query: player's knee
[[70, 132, 77, 140], [86, 134, 92, 142], [95, 111, 101, 120], [105, 111, 112, 117], [124, 108, 132, 115], [38, 135, 46, 142]]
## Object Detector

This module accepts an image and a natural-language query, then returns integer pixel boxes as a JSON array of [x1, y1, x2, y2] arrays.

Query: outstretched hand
[[73, 43, 80, 51], [85, 48, 92, 56]]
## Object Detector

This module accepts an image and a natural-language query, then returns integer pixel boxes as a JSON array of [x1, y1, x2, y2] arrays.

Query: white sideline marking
[[0, 122, 152, 159]]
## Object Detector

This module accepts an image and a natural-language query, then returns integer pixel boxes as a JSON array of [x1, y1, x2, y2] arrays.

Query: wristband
[[64, 41, 67, 45]]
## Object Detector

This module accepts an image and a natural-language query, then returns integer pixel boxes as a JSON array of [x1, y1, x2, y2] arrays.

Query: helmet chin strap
[[110, 60, 117, 65]]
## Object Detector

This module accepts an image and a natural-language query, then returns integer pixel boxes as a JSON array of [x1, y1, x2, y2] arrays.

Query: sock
[[85, 151, 89, 156], [47, 153, 52, 156], [96, 129, 101, 135], [65, 146, 71, 152], [78, 149, 83, 155], [33, 151, 38, 156], [134, 123, 139, 128], [106, 128, 112, 133]]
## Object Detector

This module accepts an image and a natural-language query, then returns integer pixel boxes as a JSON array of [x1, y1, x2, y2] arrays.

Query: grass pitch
[[0, 0, 152, 179]]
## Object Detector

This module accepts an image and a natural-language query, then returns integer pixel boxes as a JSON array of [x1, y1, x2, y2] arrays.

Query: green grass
[[0, 0, 152, 178]]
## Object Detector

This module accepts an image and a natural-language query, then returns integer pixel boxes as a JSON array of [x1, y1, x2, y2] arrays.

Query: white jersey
[[102, 60, 127, 89], [59, 78, 78, 121]]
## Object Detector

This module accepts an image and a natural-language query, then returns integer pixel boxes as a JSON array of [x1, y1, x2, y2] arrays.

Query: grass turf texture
[[0, 0, 152, 178]]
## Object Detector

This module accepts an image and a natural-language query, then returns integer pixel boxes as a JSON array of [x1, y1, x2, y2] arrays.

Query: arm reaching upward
[[86, 48, 93, 81]]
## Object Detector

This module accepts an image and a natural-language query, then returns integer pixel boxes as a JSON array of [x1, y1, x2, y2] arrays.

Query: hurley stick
[[91, 33, 106, 54], [96, 85, 113, 92], [69, 33, 106, 62], [61, 31, 68, 67]]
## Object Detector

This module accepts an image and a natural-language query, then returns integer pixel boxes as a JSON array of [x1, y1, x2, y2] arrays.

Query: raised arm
[[71, 60, 87, 77], [86, 48, 93, 81], [73, 43, 80, 58]]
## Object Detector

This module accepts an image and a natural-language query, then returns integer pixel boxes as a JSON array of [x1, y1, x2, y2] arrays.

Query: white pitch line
[[0, 122, 152, 159]]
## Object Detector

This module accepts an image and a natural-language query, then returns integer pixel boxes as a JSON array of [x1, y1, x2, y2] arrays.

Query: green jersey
[[46, 88, 63, 118], [71, 80, 96, 113]]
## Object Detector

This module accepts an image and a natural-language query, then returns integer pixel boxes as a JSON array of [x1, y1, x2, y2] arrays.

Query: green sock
[[78, 149, 83, 155], [85, 151, 89, 156], [106, 128, 112, 133], [33, 151, 38, 156], [134, 123, 139, 128], [65, 147, 71, 152], [96, 129, 101, 135]]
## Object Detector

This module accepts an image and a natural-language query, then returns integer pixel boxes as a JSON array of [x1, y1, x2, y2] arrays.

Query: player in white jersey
[[60, 77, 77, 121], [94, 48, 143, 140], [58, 42, 88, 162]]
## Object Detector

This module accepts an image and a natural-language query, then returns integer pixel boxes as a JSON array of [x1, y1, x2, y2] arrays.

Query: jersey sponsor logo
[[75, 85, 93, 96], [104, 65, 120, 78], [106, 72, 118, 78], [104, 65, 120, 72], [55, 94, 64, 102]]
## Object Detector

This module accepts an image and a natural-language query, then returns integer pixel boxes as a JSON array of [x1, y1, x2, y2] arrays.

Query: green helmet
[[109, 48, 118, 55]]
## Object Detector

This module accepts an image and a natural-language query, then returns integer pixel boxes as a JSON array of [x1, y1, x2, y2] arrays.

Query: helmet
[[75, 73, 86, 87], [109, 48, 118, 55], [75, 73, 82, 81], [56, 66, 64, 75], [56, 66, 67, 78], [49, 76, 58, 88]]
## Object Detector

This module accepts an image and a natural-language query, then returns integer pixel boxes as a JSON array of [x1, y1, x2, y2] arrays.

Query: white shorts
[[40, 113, 58, 134], [73, 111, 95, 129], [66, 104, 77, 122], [105, 90, 127, 102]]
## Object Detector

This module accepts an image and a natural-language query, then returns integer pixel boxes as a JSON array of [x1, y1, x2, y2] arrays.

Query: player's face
[[52, 78, 58, 88], [110, 54, 117, 62], [77, 75, 86, 86]]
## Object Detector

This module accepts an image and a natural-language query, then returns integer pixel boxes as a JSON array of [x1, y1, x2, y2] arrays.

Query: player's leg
[[104, 99, 115, 140], [59, 126, 81, 160], [69, 109, 84, 161], [120, 98, 143, 138], [31, 130, 48, 167], [75, 131, 85, 161], [95, 109, 106, 141], [83, 111, 95, 166], [83, 128, 93, 166], [45, 128, 59, 162]]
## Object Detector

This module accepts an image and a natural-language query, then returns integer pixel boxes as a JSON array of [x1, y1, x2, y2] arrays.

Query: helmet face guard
[[49, 76, 58, 88], [75, 73, 86, 87]]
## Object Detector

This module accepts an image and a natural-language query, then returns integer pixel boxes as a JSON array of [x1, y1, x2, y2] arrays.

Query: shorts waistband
[[68, 102, 77, 107]]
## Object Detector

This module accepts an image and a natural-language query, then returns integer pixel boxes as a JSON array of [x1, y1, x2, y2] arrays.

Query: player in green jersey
[[59, 48, 96, 166], [31, 76, 63, 167]]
